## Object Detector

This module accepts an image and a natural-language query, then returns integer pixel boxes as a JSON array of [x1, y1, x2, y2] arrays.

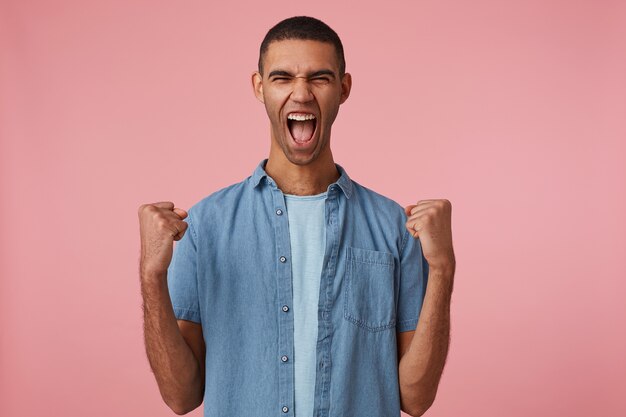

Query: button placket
[[271, 188, 294, 415]]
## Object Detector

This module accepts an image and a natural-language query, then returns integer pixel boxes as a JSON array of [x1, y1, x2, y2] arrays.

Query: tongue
[[289, 120, 315, 143]]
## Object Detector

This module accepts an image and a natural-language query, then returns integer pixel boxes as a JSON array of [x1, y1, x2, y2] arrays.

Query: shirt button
[[281, 355, 288, 362], [282, 305, 289, 312], [282, 406, 289, 413], [280, 256, 287, 263], [276, 208, 283, 215]]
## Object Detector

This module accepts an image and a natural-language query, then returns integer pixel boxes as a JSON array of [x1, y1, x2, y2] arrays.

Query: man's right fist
[[138, 201, 188, 277]]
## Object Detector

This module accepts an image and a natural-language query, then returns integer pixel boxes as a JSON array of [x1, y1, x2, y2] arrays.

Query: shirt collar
[[251, 158, 353, 199]]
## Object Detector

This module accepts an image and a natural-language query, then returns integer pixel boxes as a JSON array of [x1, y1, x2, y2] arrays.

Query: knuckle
[[138, 203, 152, 215]]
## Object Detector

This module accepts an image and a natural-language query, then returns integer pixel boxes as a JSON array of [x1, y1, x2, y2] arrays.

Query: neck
[[265, 151, 339, 196]]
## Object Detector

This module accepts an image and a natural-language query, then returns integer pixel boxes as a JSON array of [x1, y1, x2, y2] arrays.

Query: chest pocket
[[343, 246, 396, 332]]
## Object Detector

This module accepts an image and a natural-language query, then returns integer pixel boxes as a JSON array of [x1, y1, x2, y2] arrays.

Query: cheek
[[264, 91, 288, 118], [262, 98, 280, 119], [320, 98, 340, 123]]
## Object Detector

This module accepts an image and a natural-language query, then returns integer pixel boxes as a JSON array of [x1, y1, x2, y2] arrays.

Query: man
[[138, 16, 455, 417]]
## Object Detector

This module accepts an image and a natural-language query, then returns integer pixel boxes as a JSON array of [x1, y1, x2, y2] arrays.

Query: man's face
[[252, 39, 351, 166]]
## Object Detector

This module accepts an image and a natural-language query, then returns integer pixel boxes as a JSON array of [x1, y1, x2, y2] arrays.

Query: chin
[[284, 150, 318, 166]]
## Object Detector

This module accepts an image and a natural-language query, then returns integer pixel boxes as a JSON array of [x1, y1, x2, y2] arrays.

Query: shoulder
[[348, 179, 411, 253], [350, 179, 407, 224]]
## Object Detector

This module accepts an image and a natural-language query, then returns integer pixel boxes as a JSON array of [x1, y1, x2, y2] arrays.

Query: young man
[[138, 16, 455, 417]]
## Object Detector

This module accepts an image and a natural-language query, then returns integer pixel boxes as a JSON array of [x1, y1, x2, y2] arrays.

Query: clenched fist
[[404, 199, 455, 273], [138, 201, 188, 277]]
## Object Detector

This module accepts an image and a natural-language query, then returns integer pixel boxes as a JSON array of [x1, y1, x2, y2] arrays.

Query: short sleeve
[[396, 227, 429, 332], [167, 210, 201, 324]]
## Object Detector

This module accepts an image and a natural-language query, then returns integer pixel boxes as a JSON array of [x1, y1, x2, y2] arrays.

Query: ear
[[251, 71, 265, 104], [339, 72, 352, 104]]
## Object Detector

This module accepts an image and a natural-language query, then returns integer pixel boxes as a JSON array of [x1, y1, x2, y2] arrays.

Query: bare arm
[[398, 265, 454, 417], [400, 199, 455, 416], [139, 202, 205, 415]]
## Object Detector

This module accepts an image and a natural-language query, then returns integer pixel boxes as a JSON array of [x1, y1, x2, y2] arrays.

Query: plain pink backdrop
[[1, 1, 625, 416]]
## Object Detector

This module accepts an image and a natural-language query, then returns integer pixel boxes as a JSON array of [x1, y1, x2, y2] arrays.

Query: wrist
[[140, 266, 168, 284], [429, 258, 456, 277]]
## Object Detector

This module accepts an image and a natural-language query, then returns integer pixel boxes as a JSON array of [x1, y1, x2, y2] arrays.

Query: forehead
[[263, 39, 339, 73]]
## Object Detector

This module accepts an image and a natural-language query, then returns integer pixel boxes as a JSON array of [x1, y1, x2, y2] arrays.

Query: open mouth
[[287, 112, 317, 145]]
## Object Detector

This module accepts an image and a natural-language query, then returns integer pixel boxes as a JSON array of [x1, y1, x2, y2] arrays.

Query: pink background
[[1, 1, 625, 416]]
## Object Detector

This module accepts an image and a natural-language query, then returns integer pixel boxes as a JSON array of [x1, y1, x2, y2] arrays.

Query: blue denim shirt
[[167, 159, 429, 417]]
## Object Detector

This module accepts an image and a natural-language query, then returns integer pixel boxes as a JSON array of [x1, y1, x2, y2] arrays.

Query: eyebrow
[[268, 69, 336, 79]]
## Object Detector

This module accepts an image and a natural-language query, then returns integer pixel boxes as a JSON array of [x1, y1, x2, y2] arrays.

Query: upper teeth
[[287, 114, 316, 121]]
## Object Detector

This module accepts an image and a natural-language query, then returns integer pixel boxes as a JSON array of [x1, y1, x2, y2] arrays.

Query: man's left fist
[[404, 199, 455, 272]]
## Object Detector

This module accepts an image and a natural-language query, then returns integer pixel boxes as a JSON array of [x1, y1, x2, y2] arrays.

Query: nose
[[290, 77, 314, 103]]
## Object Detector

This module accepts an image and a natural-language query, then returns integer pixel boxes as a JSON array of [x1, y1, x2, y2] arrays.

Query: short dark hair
[[258, 16, 346, 77]]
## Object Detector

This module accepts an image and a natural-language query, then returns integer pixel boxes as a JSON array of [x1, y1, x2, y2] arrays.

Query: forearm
[[141, 272, 203, 414], [398, 265, 454, 416]]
